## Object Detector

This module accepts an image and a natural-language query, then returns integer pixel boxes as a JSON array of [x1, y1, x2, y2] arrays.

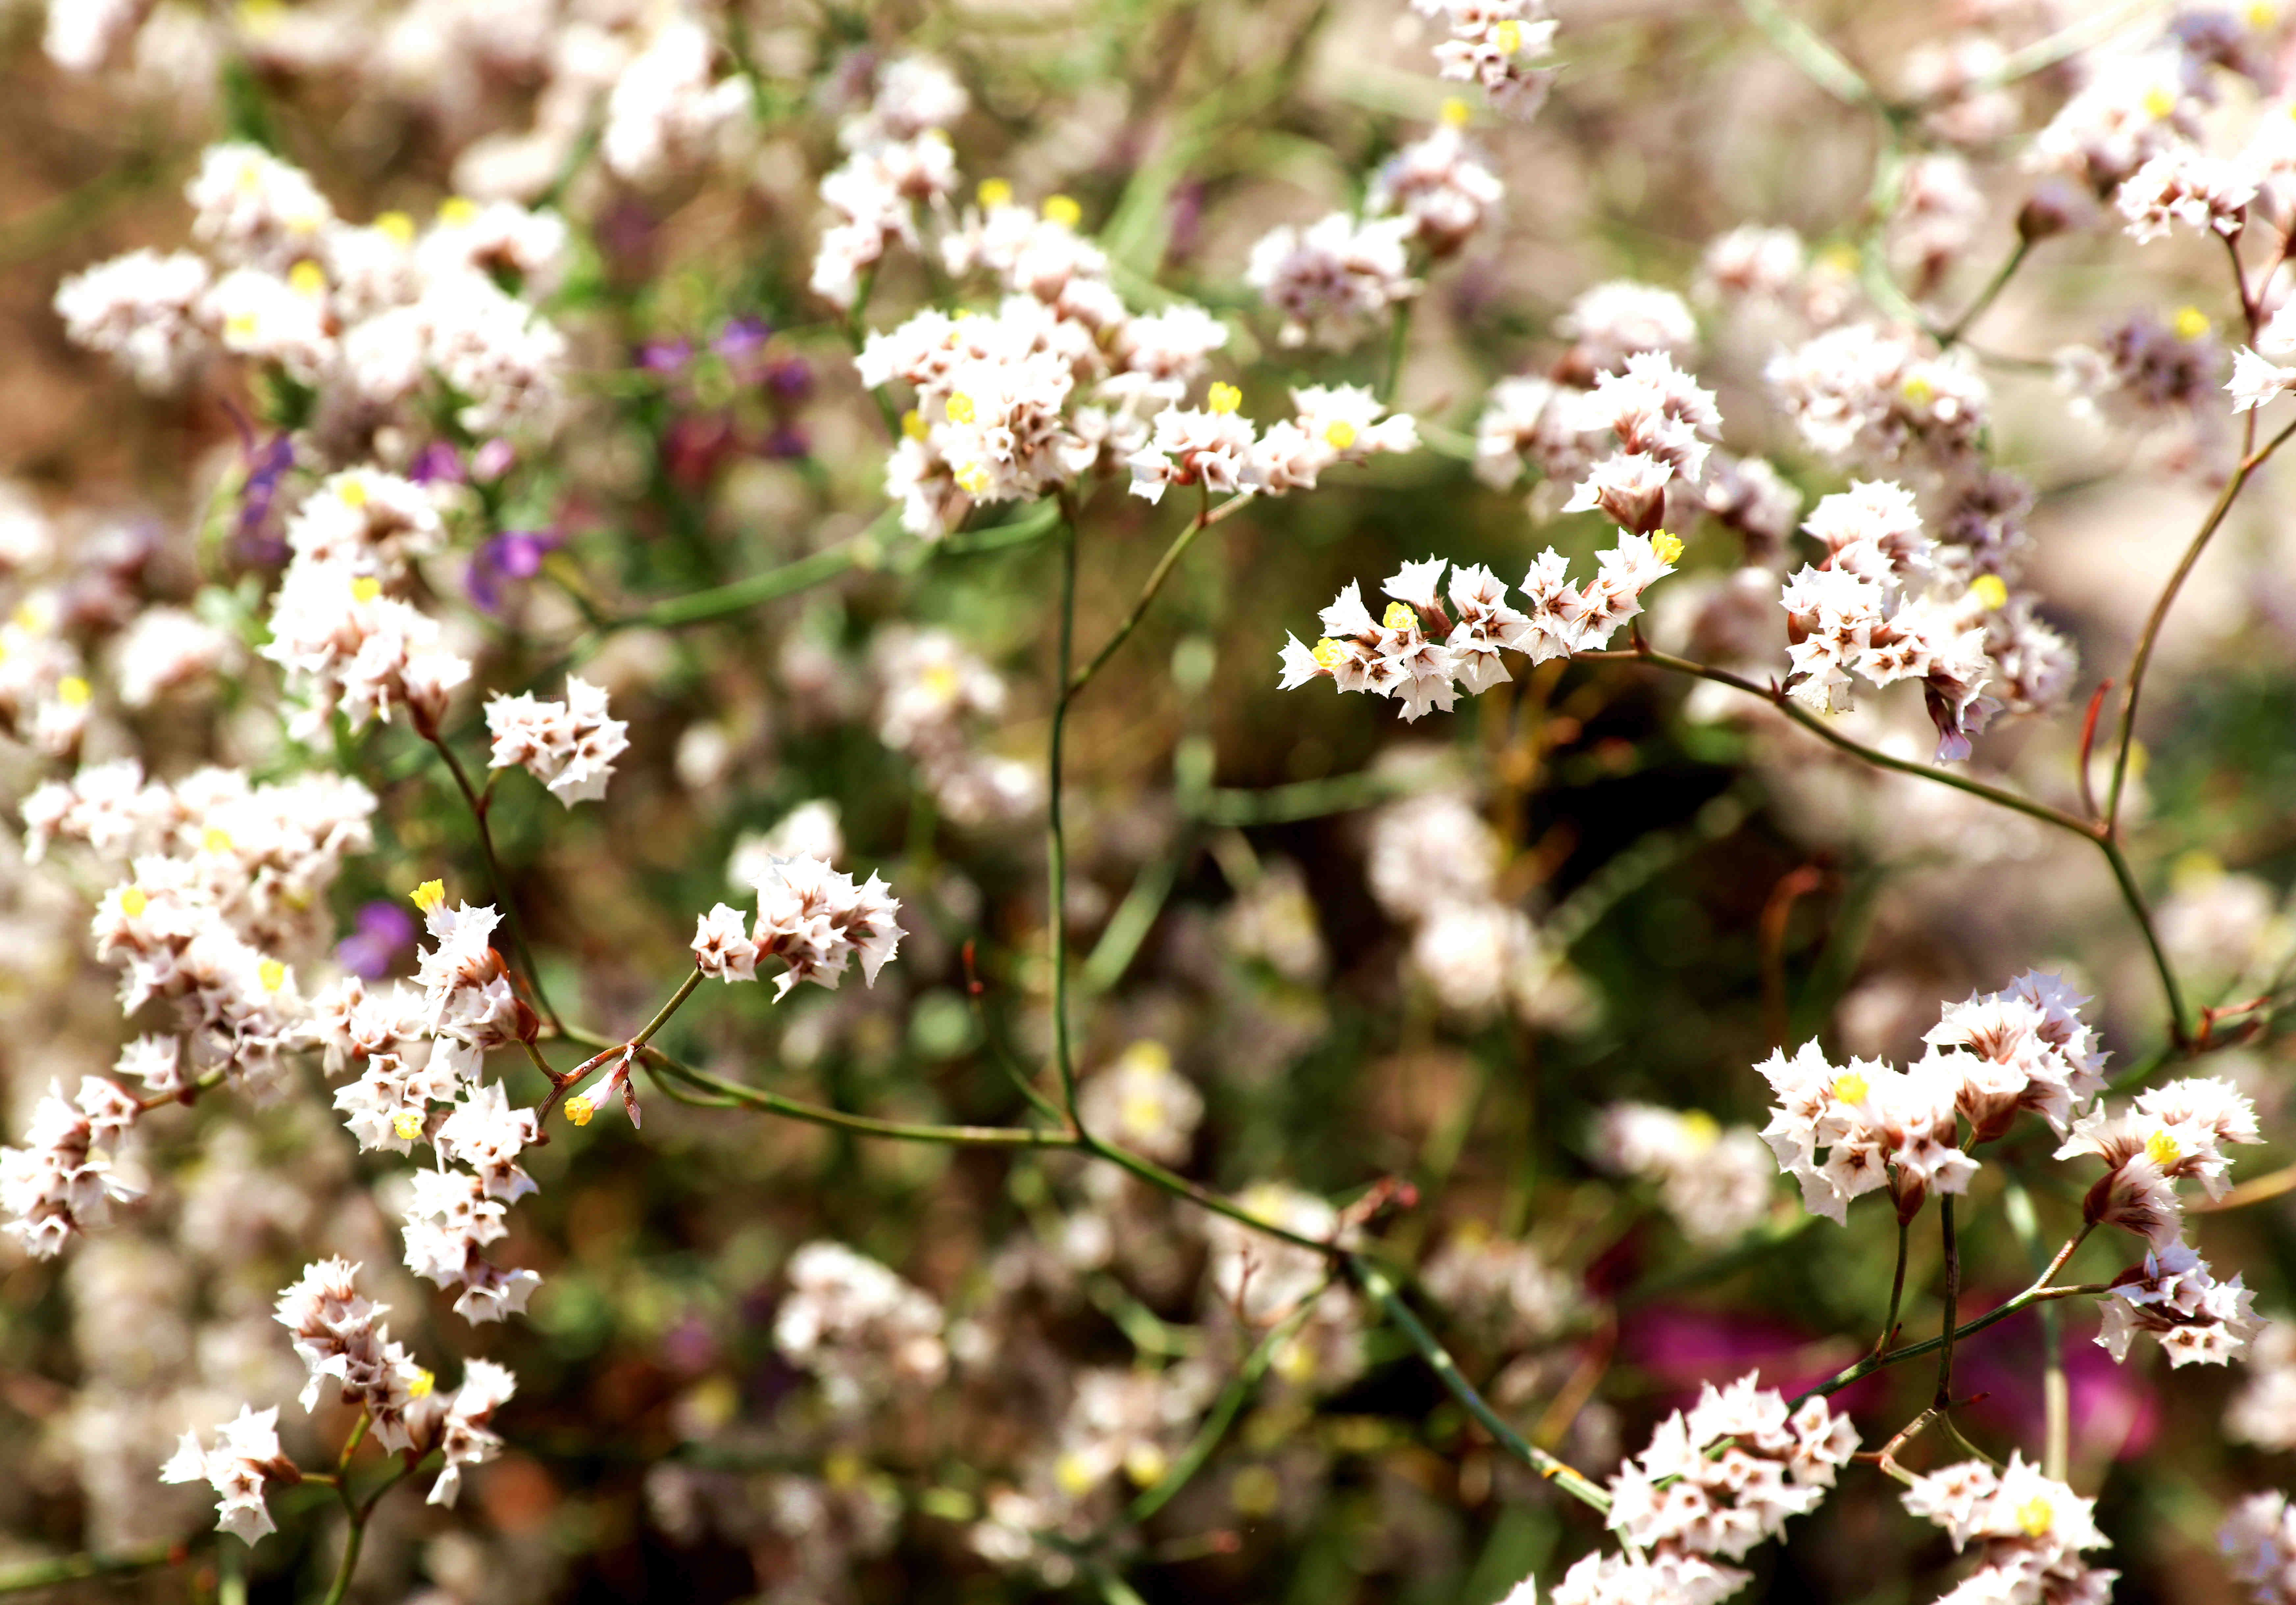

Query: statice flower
[[2096, 1238, 2261, 1367], [600, 17, 749, 184], [1766, 322, 1989, 469], [51, 249, 213, 390], [160, 1405, 292, 1545], [1901, 1454, 2116, 1605], [484, 676, 629, 806], [2055, 1076, 2262, 1247], [1367, 121, 1504, 255], [0, 1078, 142, 1258], [186, 142, 334, 270], [274, 1257, 429, 1447], [2058, 307, 2225, 424], [2230, 301, 2296, 411], [1473, 375, 1592, 490], [420, 1360, 516, 1508], [1422, 0, 1560, 119], [1594, 1103, 1776, 1243], [810, 54, 967, 309], [1565, 351, 1722, 531], [1551, 1551, 1748, 1605], [112, 606, 238, 708], [2222, 1490, 2296, 1603], [746, 853, 905, 999], [412, 892, 536, 1074], [1602, 1373, 1856, 1572], [401, 1164, 541, 1325], [2118, 146, 2257, 241], [261, 559, 472, 740], [1075, 1041, 1203, 1166], [1923, 970, 2109, 1140], [283, 469, 446, 580], [1128, 400, 1259, 503], [1556, 280, 1697, 375], [2028, 47, 2206, 193], [1698, 224, 1806, 306], [773, 1241, 949, 1414], [1419, 1228, 1579, 1350], [1755, 1040, 1977, 1225], [1245, 212, 1419, 349]]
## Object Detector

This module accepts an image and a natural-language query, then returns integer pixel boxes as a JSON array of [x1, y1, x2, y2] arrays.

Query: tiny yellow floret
[[2016, 1496, 2055, 1538], [1651, 531, 1685, 566], [374, 210, 416, 244], [1492, 19, 1523, 53], [56, 676, 90, 708], [1440, 97, 1471, 127], [2173, 305, 2212, 342], [1124, 1443, 1169, 1488], [1381, 601, 1419, 631], [564, 1095, 596, 1126], [945, 392, 977, 424], [1968, 574, 2009, 611], [119, 887, 148, 918], [2146, 1128, 2182, 1167], [1324, 419, 1358, 450], [1679, 1109, 1720, 1149], [338, 477, 369, 508], [1041, 194, 1083, 229], [438, 196, 480, 226], [351, 575, 384, 602], [977, 178, 1014, 209], [407, 1366, 435, 1399], [1832, 1071, 1870, 1105], [392, 1111, 425, 1141], [202, 827, 235, 854], [411, 879, 446, 913], [225, 311, 259, 342], [1901, 374, 1936, 406], [954, 463, 993, 496], [1207, 381, 1243, 415], [287, 260, 327, 297], [1055, 1453, 1097, 1498], [258, 959, 287, 992], [1311, 637, 1345, 669], [901, 408, 929, 441], [2251, 1, 2279, 28], [2142, 85, 2178, 120]]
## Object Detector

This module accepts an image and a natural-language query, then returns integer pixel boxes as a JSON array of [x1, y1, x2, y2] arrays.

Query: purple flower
[[759, 423, 811, 460], [227, 411, 296, 567], [638, 337, 693, 376], [766, 355, 814, 402], [470, 437, 516, 482], [468, 529, 562, 613], [713, 316, 772, 369], [336, 900, 418, 980], [408, 441, 465, 486]]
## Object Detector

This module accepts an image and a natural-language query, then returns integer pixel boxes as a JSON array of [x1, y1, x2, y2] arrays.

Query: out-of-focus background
[[2, 0, 2295, 1600]]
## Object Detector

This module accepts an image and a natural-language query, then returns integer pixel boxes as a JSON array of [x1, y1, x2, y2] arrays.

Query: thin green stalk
[[2004, 1180, 2070, 1480], [1349, 1257, 1612, 1514], [1793, 1266, 2101, 1407], [1047, 495, 1084, 1127], [628, 969, 704, 1053], [1875, 1216, 1910, 1357], [1066, 492, 1252, 698], [636, 542, 864, 629], [317, 1454, 416, 1605], [0, 1543, 179, 1596], [426, 735, 561, 1031], [1129, 1294, 1323, 1522], [2104, 416, 2296, 834], [1934, 1195, 1961, 1410], [1733, 0, 1875, 107], [628, 1049, 1076, 1149], [1938, 237, 2032, 349], [1382, 298, 1414, 404]]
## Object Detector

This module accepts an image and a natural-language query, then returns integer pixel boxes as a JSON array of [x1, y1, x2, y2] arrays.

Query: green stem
[[1047, 495, 1084, 1128], [629, 968, 704, 1053], [1938, 237, 2032, 349], [426, 734, 561, 1032], [1874, 1216, 1910, 1357], [2003, 1180, 2070, 1480], [1066, 492, 1252, 698], [1348, 1257, 1612, 1514], [1734, 0, 1876, 107], [635, 1049, 1077, 1148], [1129, 1293, 1322, 1521], [1934, 1194, 1960, 1410], [635, 542, 864, 630], [1793, 1267, 2100, 1407], [1381, 298, 1414, 404], [0, 1544, 179, 1596]]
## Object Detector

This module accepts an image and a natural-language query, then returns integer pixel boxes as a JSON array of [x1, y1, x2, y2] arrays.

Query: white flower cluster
[[600, 17, 749, 184], [160, 1405, 290, 1545], [2096, 1238, 2261, 1368], [0, 1078, 141, 1259], [484, 676, 629, 807], [1415, 0, 1559, 119], [811, 55, 966, 309], [1563, 351, 1722, 534], [773, 1241, 950, 1414], [1278, 540, 1683, 721], [1757, 971, 2105, 1225], [2231, 1324, 2296, 1452], [1245, 212, 1420, 350], [1594, 1103, 1775, 1244], [1129, 383, 1418, 504], [2056, 1074, 2261, 1251], [1558, 1374, 1856, 1605], [869, 627, 1039, 825], [686, 852, 902, 1002], [1419, 1228, 1578, 1352], [1901, 1454, 2115, 1605], [2223, 1490, 2296, 1605], [1767, 323, 1989, 471], [1369, 121, 1505, 257], [1075, 1041, 1203, 1167], [56, 144, 569, 442], [274, 1256, 430, 1444], [2228, 302, 2296, 412]]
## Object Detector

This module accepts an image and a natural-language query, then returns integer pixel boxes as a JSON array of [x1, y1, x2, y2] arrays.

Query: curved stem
[[1349, 1256, 1612, 1515], [1937, 237, 2031, 349], [426, 734, 561, 1033], [621, 1046, 1076, 1148], [1067, 491, 1253, 698]]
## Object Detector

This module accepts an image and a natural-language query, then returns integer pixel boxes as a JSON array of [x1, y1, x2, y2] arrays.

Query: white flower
[[1604, 1372, 1855, 1560], [1129, 405, 1258, 503], [425, 1360, 516, 1508], [0, 1079, 143, 1259], [774, 1241, 948, 1414], [2096, 1238, 2260, 1367], [484, 676, 629, 806], [53, 249, 213, 390], [1245, 212, 1418, 349], [161, 1405, 289, 1545], [750, 854, 904, 999], [1556, 280, 1697, 373], [692, 902, 760, 981], [1367, 123, 1504, 253], [601, 18, 750, 184], [1595, 1103, 1776, 1243], [2118, 147, 2257, 242], [186, 143, 334, 269]]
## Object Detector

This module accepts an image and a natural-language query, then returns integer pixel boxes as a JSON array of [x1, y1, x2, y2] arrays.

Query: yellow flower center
[[338, 477, 369, 509], [1124, 1443, 1170, 1488], [2016, 1495, 2055, 1537], [2145, 1128, 2181, 1167], [901, 409, 929, 441], [1207, 382, 1243, 415], [202, 827, 235, 853], [258, 959, 287, 992], [1679, 1109, 1720, 1149], [1055, 1452, 1097, 1497], [119, 887, 148, 918], [351, 575, 383, 602], [392, 1110, 425, 1141], [407, 1367, 435, 1399], [945, 392, 977, 425], [410, 879, 446, 913], [1651, 531, 1685, 566], [1041, 194, 1083, 230], [225, 311, 259, 341], [1968, 574, 2009, 611], [1324, 419, 1358, 450], [2250, 1, 2277, 26], [1901, 374, 1936, 406], [437, 196, 480, 226], [287, 260, 327, 298], [1381, 601, 1419, 631], [953, 463, 993, 495], [1832, 1071, 1869, 1104], [1440, 97, 1471, 127], [976, 177, 1014, 209], [2173, 305, 2211, 342], [1311, 637, 1345, 669], [1492, 19, 1523, 53], [564, 1095, 595, 1126], [2142, 85, 2177, 121], [374, 210, 415, 244], [56, 675, 90, 708]]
